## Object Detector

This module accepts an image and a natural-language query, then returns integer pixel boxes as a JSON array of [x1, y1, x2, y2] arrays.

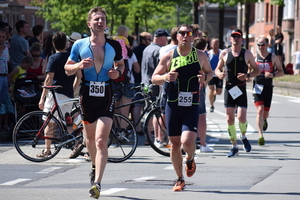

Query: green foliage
[[31, 0, 194, 36], [270, 0, 285, 6]]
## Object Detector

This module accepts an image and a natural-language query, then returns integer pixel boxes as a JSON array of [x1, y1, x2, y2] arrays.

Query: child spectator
[[8, 55, 33, 90], [113, 25, 130, 60]]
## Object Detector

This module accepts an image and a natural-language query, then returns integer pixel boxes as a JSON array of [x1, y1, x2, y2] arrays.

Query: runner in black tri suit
[[253, 36, 284, 146], [215, 29, 260, 158], [152, 24, 213, 192]]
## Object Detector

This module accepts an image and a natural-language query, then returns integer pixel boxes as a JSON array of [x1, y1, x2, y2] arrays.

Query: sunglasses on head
[[257, 43, 267, 47], [231, 35, 242, 38], [177, 31, 193, 37]]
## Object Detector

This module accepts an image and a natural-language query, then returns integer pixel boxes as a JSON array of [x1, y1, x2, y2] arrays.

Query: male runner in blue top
[[64, 6, 124, 199]]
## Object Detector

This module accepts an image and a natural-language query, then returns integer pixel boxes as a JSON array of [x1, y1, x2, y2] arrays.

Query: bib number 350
[[89, 81, 105, 97], [178, 92, 192, 107]]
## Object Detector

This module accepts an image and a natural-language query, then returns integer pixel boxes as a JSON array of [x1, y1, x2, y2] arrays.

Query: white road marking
[[133, 176, 155, 182], [0, 178, 31, 185], [101, 188, 127, 195], [289, 99, 300, 104], [36, 167, 62, 174]]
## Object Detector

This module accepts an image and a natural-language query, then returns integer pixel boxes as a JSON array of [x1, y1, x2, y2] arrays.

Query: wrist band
[[75, 63, 79, 70], [272, 72, 276, 77], [164, 74, 168, 82]]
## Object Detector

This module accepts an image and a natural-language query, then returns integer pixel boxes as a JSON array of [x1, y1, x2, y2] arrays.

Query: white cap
[[68, 32, 82, 42]]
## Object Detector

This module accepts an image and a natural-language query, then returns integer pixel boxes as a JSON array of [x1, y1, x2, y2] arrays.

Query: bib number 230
[[178, 92, 192, 107], [89, 81, 105, 97]]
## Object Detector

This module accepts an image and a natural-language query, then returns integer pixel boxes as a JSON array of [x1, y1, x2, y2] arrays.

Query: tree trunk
[[244, 2, 250, 49], [193, 1, 199, 24], [134, 15, 139, 38], [219, 4, 224, 49]]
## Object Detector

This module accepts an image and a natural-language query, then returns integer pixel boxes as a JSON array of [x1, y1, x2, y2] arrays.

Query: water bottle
[[73, 114, 82, 126]]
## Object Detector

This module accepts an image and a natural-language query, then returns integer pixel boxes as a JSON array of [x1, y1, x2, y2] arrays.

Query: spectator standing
[[202, 30, 210, 50], [274, 26, 284, 63], [141, 28, 169, 146], [132, 32, 152, 136], [207, 38, 223, 112], [141, 28, 169, 85], [193, 37, 214, 153], [267, 29, 275, 54], [64, 7, 124, 199], [37, 31, 80, 158], [9, 20, 31, 69], [215, 29, 260, 157], [67, 32, 82, 52], [28, 24, 44, 47], [0, 28, 13, 132], [28, 43, 45, 80], [152, 24, 213, 191], [254, 36, 284, 145]]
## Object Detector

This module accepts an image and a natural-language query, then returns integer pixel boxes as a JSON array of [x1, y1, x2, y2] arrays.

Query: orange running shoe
[[185, 158, 196, 177], [172, 177, 185, 191]]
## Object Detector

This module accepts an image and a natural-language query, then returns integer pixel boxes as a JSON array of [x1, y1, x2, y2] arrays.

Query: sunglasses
[[146, 38, 152, 41], [177, 31, 193, 37], [257, 43, 267, 47], [32, 55, 40, 58]]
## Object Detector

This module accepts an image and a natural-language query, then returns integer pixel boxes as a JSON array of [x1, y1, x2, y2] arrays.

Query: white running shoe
[[154, 140, 164, 148], [200, 145, 214, 153]]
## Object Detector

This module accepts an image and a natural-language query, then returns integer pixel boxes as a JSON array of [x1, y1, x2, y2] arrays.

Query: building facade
[[0, 0, 52, 35]]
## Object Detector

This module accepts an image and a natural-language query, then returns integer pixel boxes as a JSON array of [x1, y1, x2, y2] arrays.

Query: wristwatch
[[247, 73, 250, 78]]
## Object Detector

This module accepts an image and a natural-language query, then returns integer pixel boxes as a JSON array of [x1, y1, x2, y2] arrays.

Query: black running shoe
[[263, 119, 268, 131], [240, 135, 251, 152], [227, 147, 239, 157], [210, 106, 214, 113]]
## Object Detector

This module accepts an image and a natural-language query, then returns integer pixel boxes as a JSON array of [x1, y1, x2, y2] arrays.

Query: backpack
[[113, 59, 130, 83]]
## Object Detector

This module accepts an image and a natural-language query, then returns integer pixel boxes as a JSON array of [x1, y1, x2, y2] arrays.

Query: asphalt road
[[0, 87, 300, 200]]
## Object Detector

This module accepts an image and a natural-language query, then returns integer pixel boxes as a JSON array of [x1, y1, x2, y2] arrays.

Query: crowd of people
[[0, 6, 287, 198]]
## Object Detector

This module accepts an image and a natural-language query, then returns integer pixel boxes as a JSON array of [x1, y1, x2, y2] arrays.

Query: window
[[31, 15, 35, 27], [44, 20, 49, 31], [21, 14, 25, 21], [256, 1, 265, 22], [283, 0, 295, 19], [265, 3, 269, 22]]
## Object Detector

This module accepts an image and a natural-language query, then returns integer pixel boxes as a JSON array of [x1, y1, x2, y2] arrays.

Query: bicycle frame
[[35, 89, 81, 142]]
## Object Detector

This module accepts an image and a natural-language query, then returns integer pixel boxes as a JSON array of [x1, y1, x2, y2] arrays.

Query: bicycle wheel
[[13, 111, 64, 162], [107, 113, 137, 163], [143, 108, 170, 157]]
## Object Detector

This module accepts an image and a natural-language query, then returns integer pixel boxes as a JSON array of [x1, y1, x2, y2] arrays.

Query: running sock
[[228, 124, 236, 143], [239, 121, 248, 136]]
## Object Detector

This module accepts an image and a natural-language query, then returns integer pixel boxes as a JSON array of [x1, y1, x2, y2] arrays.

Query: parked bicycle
[[114, 83, 169, 157], [13, 85, 83, 162]]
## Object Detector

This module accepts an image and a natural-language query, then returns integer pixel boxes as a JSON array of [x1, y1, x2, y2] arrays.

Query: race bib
[[228, 86, 242, 100], [89, 81, 105, 97], [178, 92, 193, 107], [253, 83, 264, 94]]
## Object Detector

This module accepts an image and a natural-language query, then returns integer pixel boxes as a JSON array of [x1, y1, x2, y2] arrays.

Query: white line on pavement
[[133, 176, 155, 182], [36, 167, 62, 174], [0, 178, 31, 185], [101, 188, 127, 195]]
